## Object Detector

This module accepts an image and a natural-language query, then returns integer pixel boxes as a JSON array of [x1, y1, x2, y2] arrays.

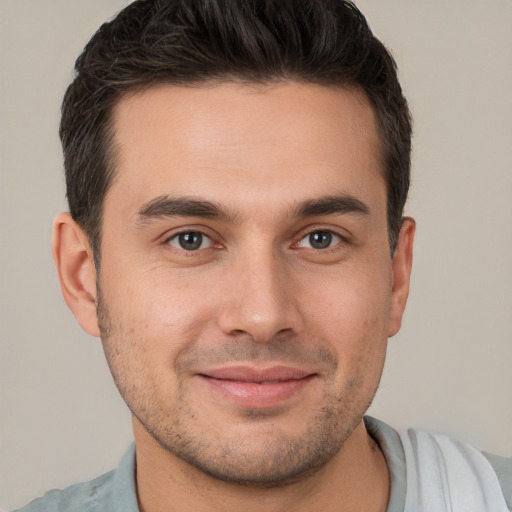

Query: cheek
[[301, 267, 391, 371], [304, 268, 391, 331], [97, 277, 203, 407], [103, 259, 217, 330]]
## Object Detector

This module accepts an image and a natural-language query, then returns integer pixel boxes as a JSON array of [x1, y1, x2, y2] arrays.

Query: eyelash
[[165, 230, 216, 252], [164, 227, 346, 253], [294, 230, 344, 250]]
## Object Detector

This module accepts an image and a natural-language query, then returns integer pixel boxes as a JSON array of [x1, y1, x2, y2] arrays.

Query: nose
[[217, 250, 303, 343]]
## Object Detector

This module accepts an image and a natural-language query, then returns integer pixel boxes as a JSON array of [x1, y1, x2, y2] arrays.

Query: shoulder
[[365, 417, 512, 511], [399, 426, 512, 511], [11, 444, 138, 512], [483, 452, 512, 510], [12, 470, 116, 512]]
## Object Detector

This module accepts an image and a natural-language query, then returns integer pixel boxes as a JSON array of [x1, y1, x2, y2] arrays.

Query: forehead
[[107, 82, 385, 219]]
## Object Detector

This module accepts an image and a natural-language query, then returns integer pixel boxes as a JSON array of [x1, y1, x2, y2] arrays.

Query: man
[[14, 0, 511, 511]]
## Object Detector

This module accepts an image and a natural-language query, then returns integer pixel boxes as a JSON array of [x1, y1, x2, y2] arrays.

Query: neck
[[134, 418, 389, 512]]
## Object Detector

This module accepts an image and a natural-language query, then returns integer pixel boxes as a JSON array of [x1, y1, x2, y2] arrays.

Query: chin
[[141, 403, 360, 487]]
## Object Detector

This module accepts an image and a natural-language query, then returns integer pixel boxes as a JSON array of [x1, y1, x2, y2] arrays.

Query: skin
[[53, 82, 415, 512]]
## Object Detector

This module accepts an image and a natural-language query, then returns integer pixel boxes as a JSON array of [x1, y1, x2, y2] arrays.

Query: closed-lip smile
[[197, 365, 317, 408]]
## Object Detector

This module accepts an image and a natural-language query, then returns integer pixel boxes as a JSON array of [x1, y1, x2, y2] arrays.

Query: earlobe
[[388, 217, 415, 337], [52, 212, 101, 337]]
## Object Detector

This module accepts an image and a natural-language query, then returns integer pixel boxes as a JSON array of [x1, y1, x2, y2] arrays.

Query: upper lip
[[199, 366, 315, 383]]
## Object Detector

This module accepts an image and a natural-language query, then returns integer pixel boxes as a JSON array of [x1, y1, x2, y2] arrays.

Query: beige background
[[1, 0, 511, 509]]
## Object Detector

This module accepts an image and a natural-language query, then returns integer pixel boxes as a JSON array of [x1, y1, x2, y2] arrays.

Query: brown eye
[[168, 231, 212, 251]]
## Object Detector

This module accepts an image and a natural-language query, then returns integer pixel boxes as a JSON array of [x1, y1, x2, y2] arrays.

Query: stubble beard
[[96, 289, 380, 488], [134, 377, 369, 487]]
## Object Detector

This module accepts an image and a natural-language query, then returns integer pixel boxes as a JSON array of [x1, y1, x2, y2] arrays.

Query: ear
[[388, 217, 415, 337], [52, 212, 100, 337]]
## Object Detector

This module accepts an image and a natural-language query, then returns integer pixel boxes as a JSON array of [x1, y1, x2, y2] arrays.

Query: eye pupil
[[179, 232, 202, 250], [309, 231, 332, 249]]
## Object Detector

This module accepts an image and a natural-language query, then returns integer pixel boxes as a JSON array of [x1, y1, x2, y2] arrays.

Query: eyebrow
[[136, 193, 370, 225], [137, 196, 239, 224], [293, 195, 370, 218]]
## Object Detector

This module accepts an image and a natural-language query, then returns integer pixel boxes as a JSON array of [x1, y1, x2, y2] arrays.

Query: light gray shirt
[[13, 417, 512, 512]]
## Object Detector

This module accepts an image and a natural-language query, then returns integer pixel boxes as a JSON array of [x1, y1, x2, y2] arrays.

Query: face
[[93, 82, 410, 485]]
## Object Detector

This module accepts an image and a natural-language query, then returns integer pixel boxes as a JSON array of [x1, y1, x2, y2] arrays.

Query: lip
[[197, 365, 316, 408]]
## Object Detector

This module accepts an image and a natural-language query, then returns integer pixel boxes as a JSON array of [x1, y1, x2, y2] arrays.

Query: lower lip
[[199, 375, 314, 408]]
